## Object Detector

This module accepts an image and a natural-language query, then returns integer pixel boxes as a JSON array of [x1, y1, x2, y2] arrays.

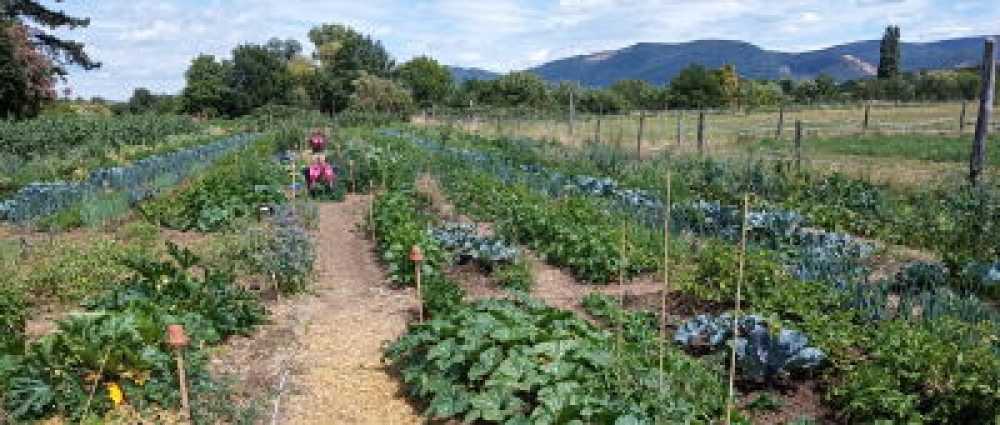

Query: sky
[[46, 0, 1000, 100]]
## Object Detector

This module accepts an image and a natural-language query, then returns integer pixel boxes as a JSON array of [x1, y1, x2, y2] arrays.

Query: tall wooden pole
[[776, 106, 785, 139], [569, 90, 576, 138], [862, 103, 871, 135], [637, 111, 646, 159], [725, 194, 750, 425], [959, 101, 968, 133], [970, 38, 996, 186], [676, 111, 683, 145], [697, 110, 706, 155], [595, 114, 602, 143], [794, 120, 803, 173]]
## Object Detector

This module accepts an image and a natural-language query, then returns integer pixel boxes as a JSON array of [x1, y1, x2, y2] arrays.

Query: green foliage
[[440, 170, 656, 283], [369, 190, 444, 287], [182, 54, 235, 117], [230, 44, 293, 115], [681, 240, 790, 303], [348, 73, 414, 118], [369, 189, 464, 315], [667, 64, 726, 109], [878, 25, 901, 80], [829, 319, 1000, 423], [385, 296, 729, 423], [0, 286, 27, 356], [395, 56, 453, 108], [0, 114, 202, 160], [308, 23, 394, 114], [493, 260, 534, 292], [139, 141, 286, 232], [2, 244, 266, 421], [16, 237, 149, 303]]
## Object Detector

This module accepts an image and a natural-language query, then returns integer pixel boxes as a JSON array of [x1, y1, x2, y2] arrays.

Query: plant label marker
[[166, 324, 192, 422], [410, 245, 424, 322]]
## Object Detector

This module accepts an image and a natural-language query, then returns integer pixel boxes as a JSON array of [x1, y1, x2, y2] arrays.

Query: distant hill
[[449, 66, 500, 83], [450, 36, 997, 86]]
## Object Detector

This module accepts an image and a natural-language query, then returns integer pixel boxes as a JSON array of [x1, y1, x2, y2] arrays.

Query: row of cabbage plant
[[380, 129, 1000, 332], [0, 134, 260, 223]]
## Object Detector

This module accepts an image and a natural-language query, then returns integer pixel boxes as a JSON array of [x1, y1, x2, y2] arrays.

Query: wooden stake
[[637, 111, 645, 159], [794, 120, 803, 173], [776, 106, 785, 139], [960, 101, 968, 133], [697, 110, 706, 155], [725, 194, 750, 425], [595, 116, 602, 143], [970, 38, 996, 187], [862, 103, 871, 135], [658, 171, 672, 410], [676, 111, 683, 145]]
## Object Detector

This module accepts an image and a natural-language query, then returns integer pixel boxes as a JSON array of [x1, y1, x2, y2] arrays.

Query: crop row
[[0, 134, 260, 223], [375, 129, 1000, 423]]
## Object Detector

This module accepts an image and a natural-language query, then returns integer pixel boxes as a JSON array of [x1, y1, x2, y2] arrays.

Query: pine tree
[[878, 25, 901, 80], [2, 0, 99, 74]]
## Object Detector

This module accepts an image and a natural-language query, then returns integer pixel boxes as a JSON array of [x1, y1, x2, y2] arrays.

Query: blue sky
[[48, 0, 999, 100]]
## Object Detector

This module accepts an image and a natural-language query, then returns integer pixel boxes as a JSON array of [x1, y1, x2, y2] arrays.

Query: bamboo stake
[[725, 194, 750, 425], [658, 170, 672, 418], [176, 351, 191, 422]]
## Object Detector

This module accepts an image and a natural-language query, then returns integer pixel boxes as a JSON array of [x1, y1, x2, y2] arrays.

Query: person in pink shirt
[[305, 157, 337, 197]]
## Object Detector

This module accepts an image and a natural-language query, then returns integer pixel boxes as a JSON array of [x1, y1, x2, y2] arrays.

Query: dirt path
[[277, 195, 423, 424]]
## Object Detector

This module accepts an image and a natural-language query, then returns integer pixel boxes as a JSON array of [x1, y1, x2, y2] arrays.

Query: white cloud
[[45, 0, 998, 100]]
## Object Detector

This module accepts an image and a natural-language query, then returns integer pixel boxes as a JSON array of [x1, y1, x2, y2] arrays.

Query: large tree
[[0, 20, 54, 118], [2, 0, 99, 74], [395, 55, 452, 108], [308, 23, 394, 113], [878, 25, 901, 80], [181, 54, 234, 117], [609, 79, 659, 110], [666, 64, 725, 108], [481, 71, 550, 108], [230, 43, 293, 115]]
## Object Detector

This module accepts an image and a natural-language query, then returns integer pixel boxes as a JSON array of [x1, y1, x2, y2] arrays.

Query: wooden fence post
[[970, 38, 996, 186], [595, 115, 602, 143], [676, 111, 683, 145], [637, 111, 646, 159], [862, 103, 871, 135], [960, 101, 968, 133], [776, 106, 785, 139], [794, 120, 803, 173], [697, 110, 706, 155], [568, 91, 576, 138]]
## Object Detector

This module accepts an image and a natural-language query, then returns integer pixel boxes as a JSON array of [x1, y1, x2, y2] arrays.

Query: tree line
[[0, 6, 993, 121]]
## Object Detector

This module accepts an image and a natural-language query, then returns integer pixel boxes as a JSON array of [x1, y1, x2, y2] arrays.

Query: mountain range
[[449, 36, 997, 87]]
